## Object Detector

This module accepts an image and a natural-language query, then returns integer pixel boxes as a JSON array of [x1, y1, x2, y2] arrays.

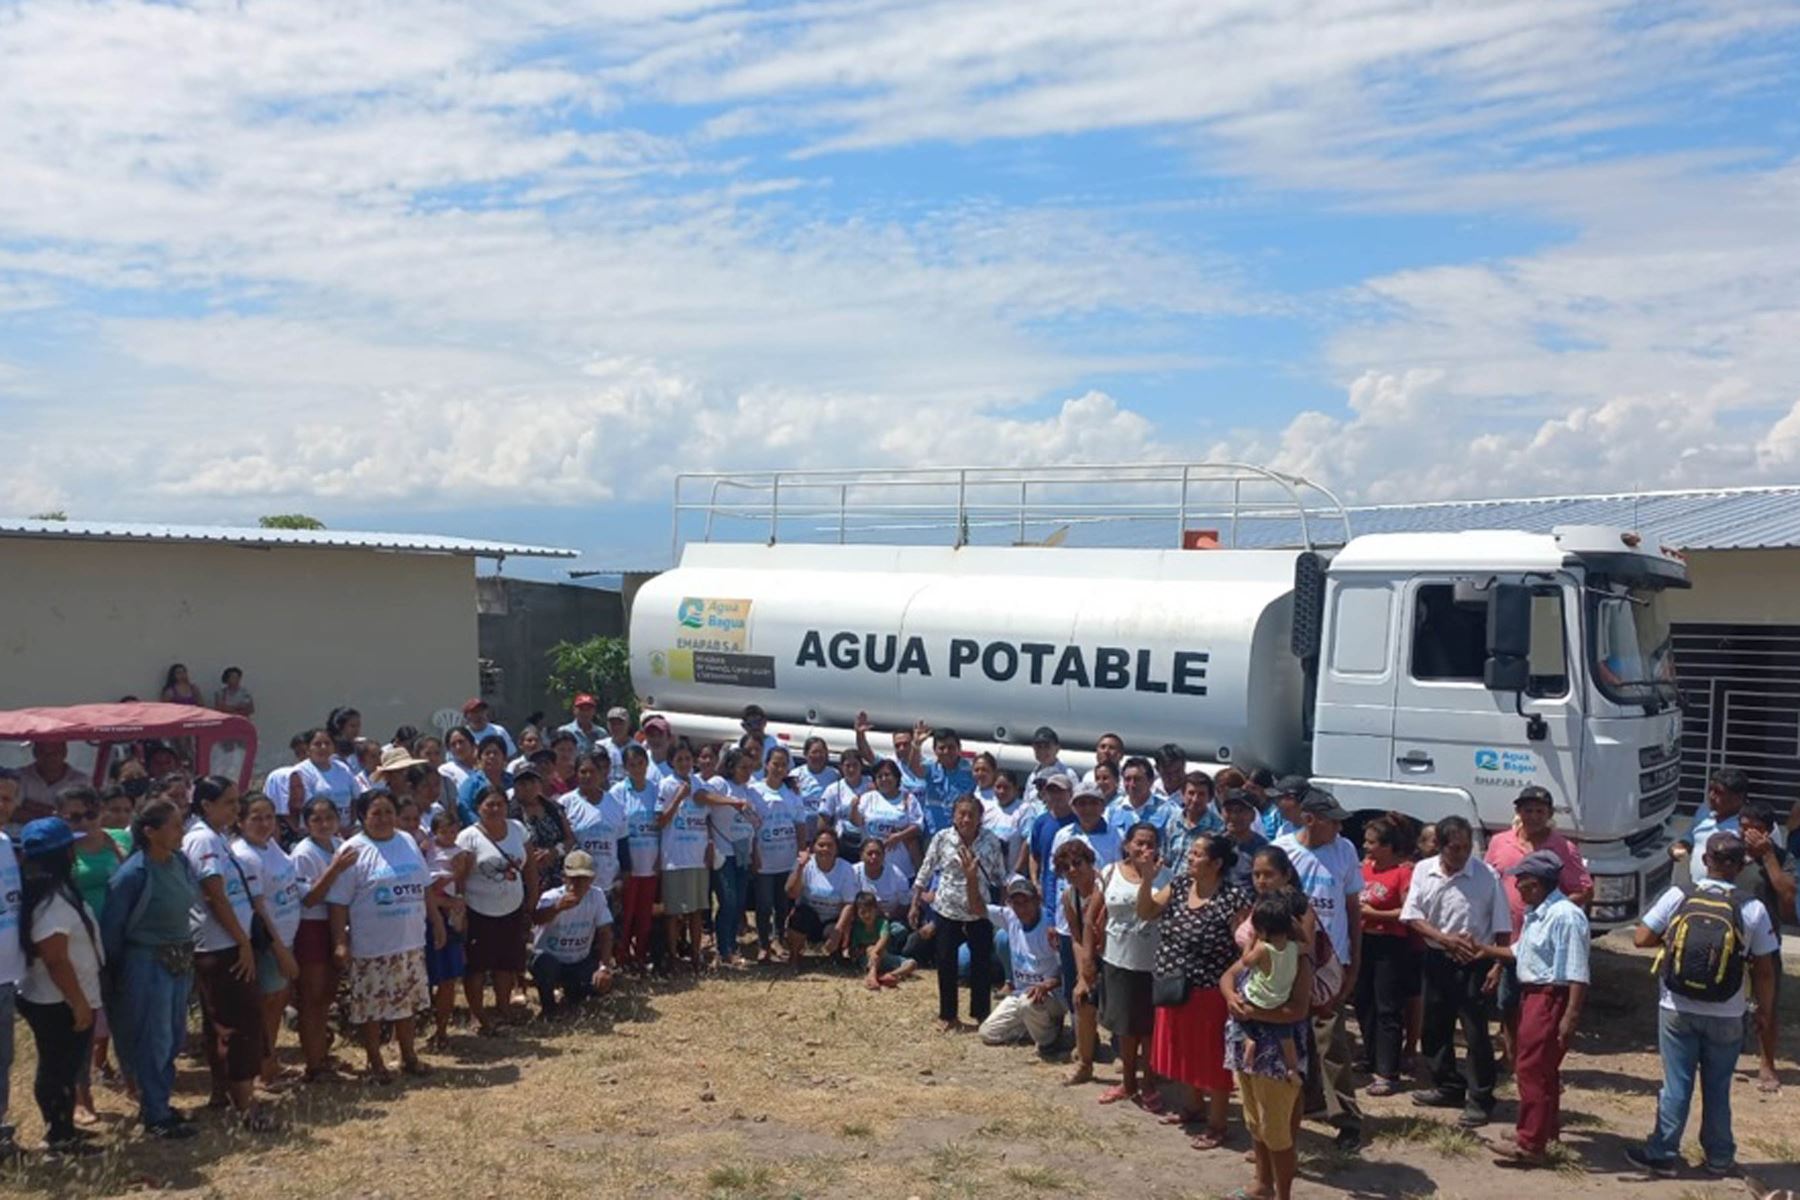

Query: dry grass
[[0, 937, 1782, 1199]]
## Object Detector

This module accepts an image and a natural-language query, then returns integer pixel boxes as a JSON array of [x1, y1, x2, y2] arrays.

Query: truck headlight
[[1592, 874, 1637, 903]]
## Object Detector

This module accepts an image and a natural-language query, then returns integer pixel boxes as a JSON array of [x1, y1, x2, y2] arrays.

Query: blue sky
[[2, 0, 1799, 580]]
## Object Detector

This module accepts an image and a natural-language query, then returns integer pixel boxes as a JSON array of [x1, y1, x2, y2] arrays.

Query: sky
[[3, 0, 1799, 577]]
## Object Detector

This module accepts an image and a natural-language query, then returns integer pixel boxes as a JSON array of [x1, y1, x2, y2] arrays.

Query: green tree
[[546, 635, 636, 717], [259, 513, 326, 529], [28, 510, 67, 521]]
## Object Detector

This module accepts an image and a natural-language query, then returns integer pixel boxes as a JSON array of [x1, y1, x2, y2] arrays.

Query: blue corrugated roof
[[1200, 485, 1800, 553], [0, 517, 576, 559]]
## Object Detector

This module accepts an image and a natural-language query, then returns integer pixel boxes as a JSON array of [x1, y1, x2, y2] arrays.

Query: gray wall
[[477, 577, 624, 732]]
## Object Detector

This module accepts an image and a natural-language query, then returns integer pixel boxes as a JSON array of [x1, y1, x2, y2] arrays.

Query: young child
[[424, 810, 468, 1049], [1238, 895, 1304, 1083], [849, 891, 917, 989]]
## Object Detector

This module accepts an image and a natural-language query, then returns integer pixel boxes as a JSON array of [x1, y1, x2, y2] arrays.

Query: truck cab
[[1311, 525, 1687, 925]]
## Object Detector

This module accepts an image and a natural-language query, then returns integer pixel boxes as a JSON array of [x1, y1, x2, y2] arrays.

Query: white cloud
[[0, 0, 1797, 531]]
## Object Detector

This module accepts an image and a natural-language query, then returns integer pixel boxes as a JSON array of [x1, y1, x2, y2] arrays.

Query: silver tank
[[630, 542, 1306, 769]]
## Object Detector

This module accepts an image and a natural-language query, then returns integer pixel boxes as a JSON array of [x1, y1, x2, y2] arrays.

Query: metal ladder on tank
[[669, 462, 1353, 559]]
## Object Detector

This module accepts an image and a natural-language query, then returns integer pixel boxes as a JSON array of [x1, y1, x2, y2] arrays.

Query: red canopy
[[0, 703, 258, 791]]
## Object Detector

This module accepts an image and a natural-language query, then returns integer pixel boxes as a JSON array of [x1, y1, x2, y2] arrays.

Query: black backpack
[[1655, 883, 1750, 1004]]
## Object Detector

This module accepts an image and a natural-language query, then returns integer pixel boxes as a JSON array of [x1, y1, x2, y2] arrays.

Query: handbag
[[227, 851, 274, 952], [1151, 971, 1191, 1007]]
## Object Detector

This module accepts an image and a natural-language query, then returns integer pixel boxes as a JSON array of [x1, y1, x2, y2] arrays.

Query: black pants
[[1354, 935, 1418, 1080], [934, 918, 994, 1024], [1421, 949, 1496, 1106], [17, 998, 94, 1144]]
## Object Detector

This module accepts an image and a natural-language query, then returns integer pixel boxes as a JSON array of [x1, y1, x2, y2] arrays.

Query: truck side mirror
[[1484, 583, 1531, 692]]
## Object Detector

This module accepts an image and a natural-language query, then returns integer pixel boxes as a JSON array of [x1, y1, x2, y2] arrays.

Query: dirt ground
[[0, 934, 1794, 1200]]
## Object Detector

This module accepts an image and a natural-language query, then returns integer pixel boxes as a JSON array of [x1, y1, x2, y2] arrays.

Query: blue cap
[[20, 817, 74, 859]]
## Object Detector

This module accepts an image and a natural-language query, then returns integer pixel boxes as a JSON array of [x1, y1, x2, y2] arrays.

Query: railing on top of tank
[[669, 462, 1352, 558]]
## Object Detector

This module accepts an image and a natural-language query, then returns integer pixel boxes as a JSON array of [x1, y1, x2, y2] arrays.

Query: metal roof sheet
[[0, 517, 576, 559]]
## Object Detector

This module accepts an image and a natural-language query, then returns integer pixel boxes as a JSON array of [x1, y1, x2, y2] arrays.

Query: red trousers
[[1515, 984, 1570, 1153], [619, 874, 659, 966]]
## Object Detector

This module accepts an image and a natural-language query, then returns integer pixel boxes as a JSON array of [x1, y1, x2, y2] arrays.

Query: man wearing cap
[[1472, 851, 1589, 1166], [1626, 832, 1778, 1178], [461, 699, 516, 760], [1484, 786, 1592, 1069], [528, 849, 616, 1016], [1261, 776, 1308, 841], [558, 696, 602, 758], [978, 876, 1067, 1055], [1219, 789, 1268, 891], [600, 707, 635, 786], [1274, 788, 1364, 1150], [1026, 771, 1078, 962], [1400, 814, 1510, 1128], [1022, 728, 1068, 808], [639, 716, 675, 781]]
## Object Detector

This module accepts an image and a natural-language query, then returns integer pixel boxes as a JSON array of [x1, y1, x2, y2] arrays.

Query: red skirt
[[295, 918, 333, 966], [1150, 984, 1233, 1094]]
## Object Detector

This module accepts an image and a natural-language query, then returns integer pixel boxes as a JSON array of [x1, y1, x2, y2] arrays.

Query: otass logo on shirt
[[372, 882, 426, 907]]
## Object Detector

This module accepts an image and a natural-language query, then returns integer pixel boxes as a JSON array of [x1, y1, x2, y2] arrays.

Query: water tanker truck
[[630, 464, 1686, 926]]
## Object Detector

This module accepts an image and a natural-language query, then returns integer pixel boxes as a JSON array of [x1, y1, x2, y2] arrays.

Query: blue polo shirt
[[1105, 794, 1175, 842], [1029, 809, 1079, 923], [1682, 808, 1742, 884], [921, 760, 975, 839], [1513, 889, 1591, 986]]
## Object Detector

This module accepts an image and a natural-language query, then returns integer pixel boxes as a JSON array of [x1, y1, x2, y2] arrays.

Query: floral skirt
[[347, 948, 430, 1025]]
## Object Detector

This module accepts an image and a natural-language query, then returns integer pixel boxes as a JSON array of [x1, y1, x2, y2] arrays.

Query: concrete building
[[0, 519, 575, 777], [476, 576, 625, 732]]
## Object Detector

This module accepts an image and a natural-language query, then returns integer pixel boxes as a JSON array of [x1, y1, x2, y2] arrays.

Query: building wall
[[0, 539, 476, 778], [1666, 549, 1800, 623], [477, 577, 624, 732]]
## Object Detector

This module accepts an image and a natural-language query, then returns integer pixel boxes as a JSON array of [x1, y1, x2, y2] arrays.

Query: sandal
[[1063, 1065, 1094, 1087], [1135, 1090, 1167, 1115], [240, 1108, 278, 1134], [1158, 1110, 1194, 1126], [1096, 1085, 1134, 1105], [1191, 1129, 1226, 1151], [401, 1059, 433, 1078]]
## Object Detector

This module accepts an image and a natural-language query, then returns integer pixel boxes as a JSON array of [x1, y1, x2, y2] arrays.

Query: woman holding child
[[1137, 832, 1252, 1149]]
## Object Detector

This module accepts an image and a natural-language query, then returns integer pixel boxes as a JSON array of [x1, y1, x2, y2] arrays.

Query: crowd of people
[[0, 694, 1792, 1199]]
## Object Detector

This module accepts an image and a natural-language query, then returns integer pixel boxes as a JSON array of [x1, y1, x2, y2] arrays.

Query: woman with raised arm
[[1094, 822, 1172, 1108]]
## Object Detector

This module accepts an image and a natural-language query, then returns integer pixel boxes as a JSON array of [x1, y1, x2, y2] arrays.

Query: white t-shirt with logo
[[298, 759, 361, 826], [326, 832, 430, 959], [288, 836, 341, 922], [456, 820, 531, 918], [233, 837, 303, 945], [532, 885, 613, 963], [791, 764, 840, 823], [819, 777, 868, 827], [988, 903, 1059, 989], [0, 833, 24, 985], [561, 791, 628, 892], [799, 857, 858, 921], [751, 785, 806, 874], [184, 824, 256, 953], [611, 778, 662, 877], [853, 860, 912, 917], [20, 893, 105, 1006], [657, 774, 713, 872], [853, 793, 924, 880], [1273, 832, 1364, 964], [703, 778, 757, 859]]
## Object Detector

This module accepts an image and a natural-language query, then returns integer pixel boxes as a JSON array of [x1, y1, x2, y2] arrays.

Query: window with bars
[[1670, 622, 1800, 820]]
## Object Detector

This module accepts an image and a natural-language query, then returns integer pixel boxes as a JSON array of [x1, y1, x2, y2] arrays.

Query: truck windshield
[[1590, 582, 1677, 707]]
